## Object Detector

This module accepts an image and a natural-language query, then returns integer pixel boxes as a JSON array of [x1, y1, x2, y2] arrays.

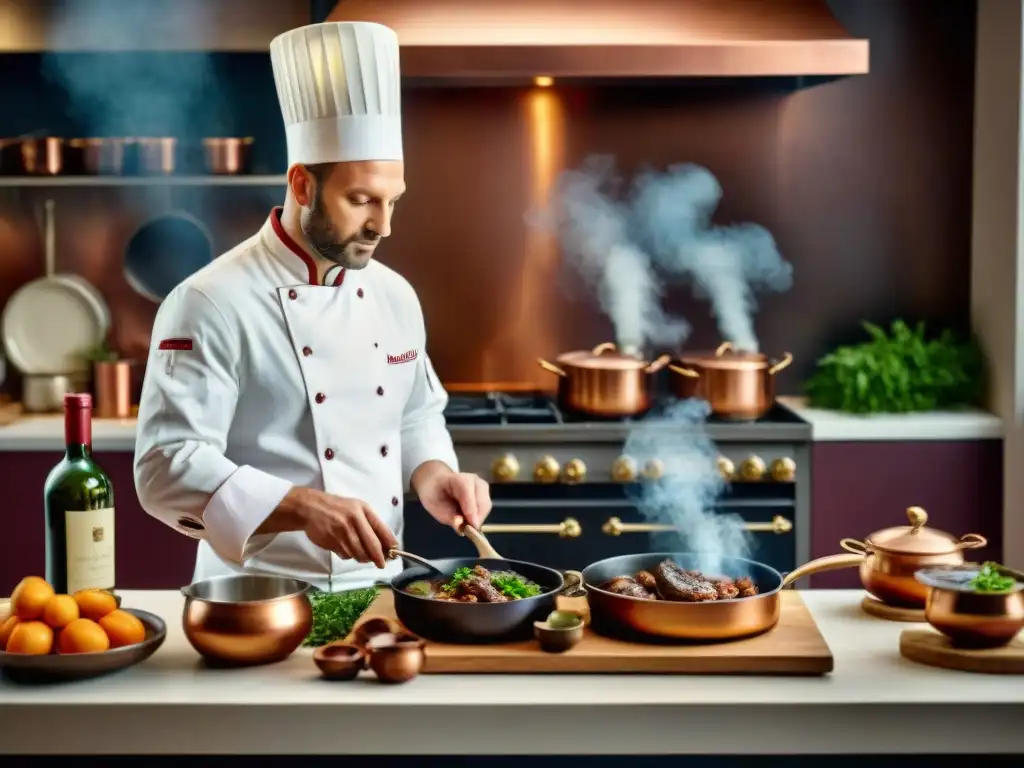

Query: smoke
[[625, 399, 754, 575], [630, 164, 794, 353], [528, 155, 692, 353]]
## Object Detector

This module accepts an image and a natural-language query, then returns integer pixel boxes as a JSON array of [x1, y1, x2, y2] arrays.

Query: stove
[[402, 391, 811, 579]]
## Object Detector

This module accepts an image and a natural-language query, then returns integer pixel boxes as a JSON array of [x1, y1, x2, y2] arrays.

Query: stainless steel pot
[[22, 373, 90, 413]]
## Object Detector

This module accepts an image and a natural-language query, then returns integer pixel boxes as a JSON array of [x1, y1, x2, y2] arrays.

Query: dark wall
[[0, 0, 978, 393]]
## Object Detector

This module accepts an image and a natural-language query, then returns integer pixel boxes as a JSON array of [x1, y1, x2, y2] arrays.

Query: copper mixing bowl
[[180, 574, 313, 666]]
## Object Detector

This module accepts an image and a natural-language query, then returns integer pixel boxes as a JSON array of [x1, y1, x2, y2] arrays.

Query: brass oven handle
[[481, 518, 582, 539], [601, 515, 792, 536]]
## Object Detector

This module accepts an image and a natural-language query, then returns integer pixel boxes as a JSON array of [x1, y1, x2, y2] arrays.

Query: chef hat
[[270, 22, 403, 166]]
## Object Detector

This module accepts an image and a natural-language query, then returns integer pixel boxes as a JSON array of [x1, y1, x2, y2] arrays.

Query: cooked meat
[[734, 576, 759, 598], [654, 560, 718, 602], [457, 575, 508, 603], [711, 580, 740, 600], [472, 564, 491, 579], [634, 570, 658, 592], [603, 576, 654, 599]]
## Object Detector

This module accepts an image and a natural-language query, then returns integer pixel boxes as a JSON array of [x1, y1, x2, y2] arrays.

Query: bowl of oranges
[[0, 576, 166, 682]]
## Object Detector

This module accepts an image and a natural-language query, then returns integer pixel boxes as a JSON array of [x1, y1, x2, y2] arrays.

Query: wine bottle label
[[65, 507, 115, 594]]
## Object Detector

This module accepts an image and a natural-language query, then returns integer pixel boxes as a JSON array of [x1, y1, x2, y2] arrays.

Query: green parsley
[[302, 586, 380, 647], [968, 562, 1017, 593]]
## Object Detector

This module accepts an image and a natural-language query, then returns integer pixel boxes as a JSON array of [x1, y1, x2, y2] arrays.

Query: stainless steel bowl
[[180, 574, 313, 666]]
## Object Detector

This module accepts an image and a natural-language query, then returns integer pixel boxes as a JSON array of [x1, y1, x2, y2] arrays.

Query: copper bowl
[[313, 642, 366, 680], [365, 632, 426, 683], [180, 574, 313, 666], [916, 565, 1024, 649]]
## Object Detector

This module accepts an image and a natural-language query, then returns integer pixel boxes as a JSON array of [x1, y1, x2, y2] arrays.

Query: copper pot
[[203, 137, 253, 175], [70, 138, 128, 175], [537, 342, 671, 418], [915, 565, 1024, 649], [831, 506, 987, 608], [668, 341, 793, 420], [0, 136, 66, 175], [180, 574, 313, 666], [135, 137, 177, 175], [93, 360, 133, 418]]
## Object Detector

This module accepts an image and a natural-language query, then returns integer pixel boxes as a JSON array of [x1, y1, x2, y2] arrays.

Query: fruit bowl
[[0, 608, 166, 683]]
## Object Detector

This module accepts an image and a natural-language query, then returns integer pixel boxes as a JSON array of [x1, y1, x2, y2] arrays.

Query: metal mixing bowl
[[181, 574, 313, 666]]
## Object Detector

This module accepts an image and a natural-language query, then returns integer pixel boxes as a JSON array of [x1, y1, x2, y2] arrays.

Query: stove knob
[[561, 458, 587, 484], [611, 455, 638, 483], [739, 455, 766, 482], [769, 457, 796, 483], [716, 456, 736, 481], [533, 455, 561, 484], [491, 453, 521, 483], [641, 458, 664, 480]]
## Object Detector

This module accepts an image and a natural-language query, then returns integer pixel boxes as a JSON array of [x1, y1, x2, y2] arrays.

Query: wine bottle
[[44, 393, 116, 594]]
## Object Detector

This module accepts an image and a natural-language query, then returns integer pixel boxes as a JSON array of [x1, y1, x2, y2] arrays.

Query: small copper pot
[[916, 565, 1024, 649], [833, 506, 988, 608], [203, 137, 253, 175], [93, 360, 133, 418], [70, 138, 128, 175], [537, 342, 671, 418], [668, 341, 792, 420], [135, 137, 177, 175], [0, 136, 66, 175]]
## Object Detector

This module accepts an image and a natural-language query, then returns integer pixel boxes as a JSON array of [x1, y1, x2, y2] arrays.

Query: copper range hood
[[326, 0, 869, 82]]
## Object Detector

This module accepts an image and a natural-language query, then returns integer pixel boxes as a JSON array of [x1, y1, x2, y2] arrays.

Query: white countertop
[[1, 589, 1021, 755], [778, 396, 1003, 441]]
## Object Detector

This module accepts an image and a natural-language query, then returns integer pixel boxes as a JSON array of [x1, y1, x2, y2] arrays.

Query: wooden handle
[[455, 516, 502, 559]]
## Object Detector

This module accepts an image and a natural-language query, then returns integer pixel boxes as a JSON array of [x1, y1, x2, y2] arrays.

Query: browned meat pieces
[[711, 580, 740, 600], [455, 567, 509, 603], [654, 560, 718, 602], [734, 576, 759, 598], [603, 576, 654, 599], [634, 570, 658, 593]]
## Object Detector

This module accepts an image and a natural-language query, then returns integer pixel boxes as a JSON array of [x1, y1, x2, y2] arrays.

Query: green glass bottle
[[44, 393, 116, 594]]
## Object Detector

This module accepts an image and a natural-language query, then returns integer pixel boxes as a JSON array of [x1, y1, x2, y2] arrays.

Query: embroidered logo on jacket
[[159, 338, 193, 351], [387, 349, 418, 365]]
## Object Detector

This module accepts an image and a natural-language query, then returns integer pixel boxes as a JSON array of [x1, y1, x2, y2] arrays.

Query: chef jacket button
[[380, 445, 388, 457], [288, 289, 298, 300], [324, 448, 334, 460], [376, 386, 384, 396], [315, 392, 326, 404], [374, 342, 378, 348], [357, 288, 364, 298], [302, 346, 312, 357], [392, 496, 399, 506]]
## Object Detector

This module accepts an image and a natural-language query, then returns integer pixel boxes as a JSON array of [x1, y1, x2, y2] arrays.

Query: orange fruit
[[98, 609, 146, 648], [6, 621, 54, 655], [42, 594, 80, 629], [73, 589, 117, 621], [12, 577, 55, 620], [0, 615, 20, 650], [57, 618, 110, 654]]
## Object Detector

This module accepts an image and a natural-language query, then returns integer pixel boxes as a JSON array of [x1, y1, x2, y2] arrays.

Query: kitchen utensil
[[833, 506, 987, 607], [387, 548, 445, 576], [134, 137, 177, 175], [1, 200, 110, 377], [0, 135, 65, 175], [365, 632, 426, 683], [861, 596, 925, 622], [93, 360, 133, 418], [313, 642, 366, 680], [203, 137, 253, 175], [899, 629, 1024, 674], [180, 574, 313, 666], [347, 588, 833, 674], [534, 613, 584, 653], [914, 564, 1024, 648], [123, 211, 214, 302], [0, 609, 165, 683], [350, 616, 402, 651], [459, 519, 503, 559], [69, 138, 128, 175], [669, 341, 793, 420], [21, 372, 90, 413], [537, 342, 672, 418]]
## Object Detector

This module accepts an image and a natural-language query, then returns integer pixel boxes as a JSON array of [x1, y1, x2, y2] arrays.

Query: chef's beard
[[302, 192, 381, 270]]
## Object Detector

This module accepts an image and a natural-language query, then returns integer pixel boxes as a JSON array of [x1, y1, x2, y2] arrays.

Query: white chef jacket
[[133, 208, 459, 591]]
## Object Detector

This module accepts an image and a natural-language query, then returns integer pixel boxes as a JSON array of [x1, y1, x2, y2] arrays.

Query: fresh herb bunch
[[968, 562, 1017, 593], [804, 320, 985, 414], [302, 586, 380, 647]]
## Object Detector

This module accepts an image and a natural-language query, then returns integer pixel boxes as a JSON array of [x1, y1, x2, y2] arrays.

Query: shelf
[[0, 175, 287, 187]]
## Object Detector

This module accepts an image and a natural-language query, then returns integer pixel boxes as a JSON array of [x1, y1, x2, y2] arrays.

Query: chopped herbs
[[303, 586, 380, 647], [490, 571, 542, 599], [968, 562, 1017, 594], [442, 567, 474, 593]]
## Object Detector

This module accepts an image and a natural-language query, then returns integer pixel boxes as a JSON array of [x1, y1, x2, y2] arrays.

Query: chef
[[133, 21, 491, 592]]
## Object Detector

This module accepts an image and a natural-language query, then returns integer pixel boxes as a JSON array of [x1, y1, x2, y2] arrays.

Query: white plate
[[1, 274, 111, 375]]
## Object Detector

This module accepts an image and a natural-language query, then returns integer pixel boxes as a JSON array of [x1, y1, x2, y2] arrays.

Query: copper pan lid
[[865, 506, 984, 555], [556, 342, 650, 371]]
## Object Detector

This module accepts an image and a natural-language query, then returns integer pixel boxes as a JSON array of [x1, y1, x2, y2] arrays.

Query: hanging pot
[[537, 342, 671, 418], [668, 341, 792, 420], [122, 211, 214, 303]]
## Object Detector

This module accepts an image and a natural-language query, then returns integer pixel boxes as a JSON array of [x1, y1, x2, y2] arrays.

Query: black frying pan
[[390, 556, 583, 644]]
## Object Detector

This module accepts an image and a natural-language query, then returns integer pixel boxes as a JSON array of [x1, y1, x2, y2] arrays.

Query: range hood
[[326, 0, 869, 82]]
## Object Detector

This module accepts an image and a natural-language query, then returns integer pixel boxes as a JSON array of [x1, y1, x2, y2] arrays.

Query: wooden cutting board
[[900, 629, 1024, 674], [345, 589, 833, 675]]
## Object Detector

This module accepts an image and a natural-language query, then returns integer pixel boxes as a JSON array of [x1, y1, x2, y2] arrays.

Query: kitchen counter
[[1, 589, 1021, 756]]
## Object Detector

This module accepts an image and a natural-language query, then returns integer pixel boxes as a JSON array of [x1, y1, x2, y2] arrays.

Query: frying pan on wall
[[123, 211, 214, 303]]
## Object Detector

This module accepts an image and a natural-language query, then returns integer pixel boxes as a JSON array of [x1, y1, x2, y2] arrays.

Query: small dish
[[916, 565, 1024, 649], [312, 642, 366, 681], [534, 610, 584, 653], [365, 632, 426, 683], [351, 617, 401, 652]]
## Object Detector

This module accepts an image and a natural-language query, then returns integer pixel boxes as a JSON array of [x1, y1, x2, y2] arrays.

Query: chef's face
[[295, 160, 406, 270]]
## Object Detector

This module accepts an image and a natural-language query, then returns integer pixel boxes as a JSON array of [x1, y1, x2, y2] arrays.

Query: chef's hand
[[280, 487, 398, 569], [412, 461, 492, 530]]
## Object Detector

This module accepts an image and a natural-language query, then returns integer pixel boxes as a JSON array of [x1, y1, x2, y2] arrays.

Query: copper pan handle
[[591, 342, 617, 355], [644, 354, 672, 374], [781, 553, 864, 588], [714, 341, 733, 357], [668, 364, 700, 379], [839, 538, 870, 555], [537, 358, 567, 377], [767, 352, 794, 376], [956, 533, 988, 550]]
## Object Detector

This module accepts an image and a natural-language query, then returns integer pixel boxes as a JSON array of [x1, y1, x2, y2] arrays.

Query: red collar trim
[[269, 207, 345, 287]]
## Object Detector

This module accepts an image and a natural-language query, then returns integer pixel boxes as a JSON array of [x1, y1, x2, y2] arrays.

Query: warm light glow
[[533, 75, 554, 88]]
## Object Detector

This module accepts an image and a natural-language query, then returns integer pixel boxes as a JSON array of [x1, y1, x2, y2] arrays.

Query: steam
[[631, 164, 794, 353], [625, 399, 754, 575]]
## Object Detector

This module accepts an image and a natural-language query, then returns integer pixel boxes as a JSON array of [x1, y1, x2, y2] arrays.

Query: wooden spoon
[[454, 515, 502, 559]]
